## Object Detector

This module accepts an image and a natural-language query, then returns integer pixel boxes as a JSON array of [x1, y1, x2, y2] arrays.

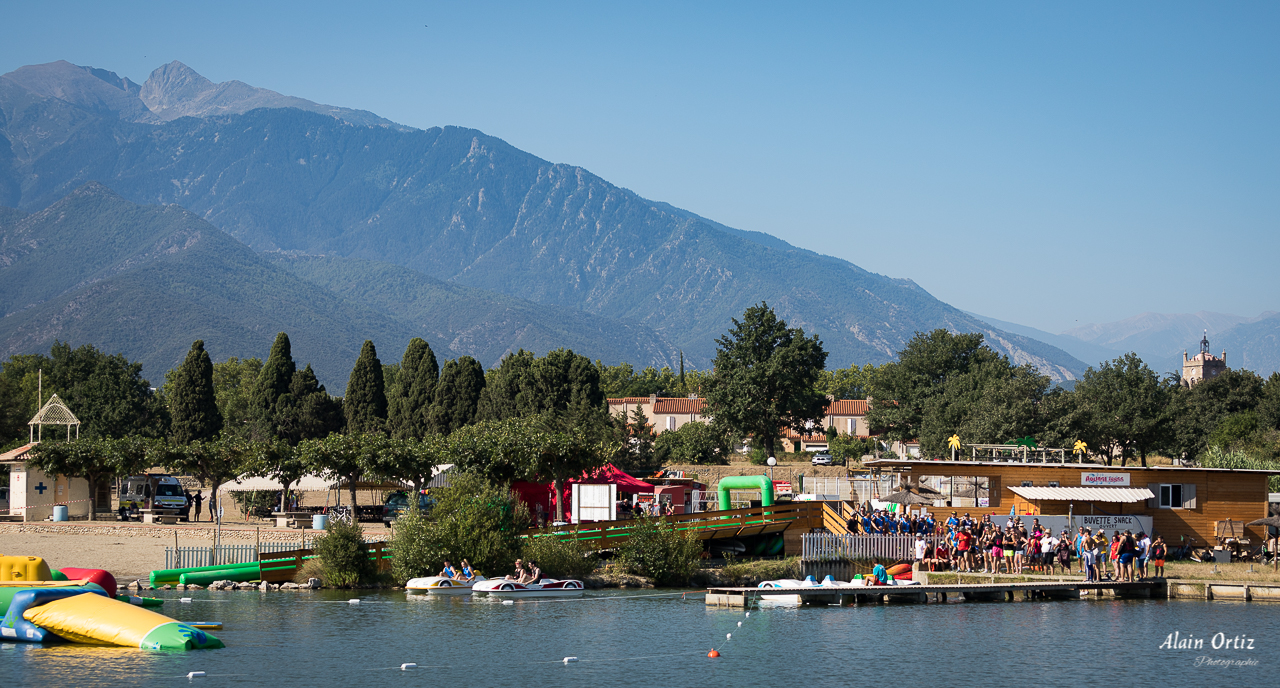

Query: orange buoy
[[708, 650, 720, 658]]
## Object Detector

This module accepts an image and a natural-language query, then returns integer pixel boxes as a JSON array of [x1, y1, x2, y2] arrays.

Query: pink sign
[[1081, 472, 1130, 487]]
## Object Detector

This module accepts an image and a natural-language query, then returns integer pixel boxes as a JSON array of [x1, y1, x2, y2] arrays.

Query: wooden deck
[[521, 502, 824, 552], [706, 580, 1161, 607]]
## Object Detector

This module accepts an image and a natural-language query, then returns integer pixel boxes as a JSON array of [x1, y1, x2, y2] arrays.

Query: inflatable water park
[[0, 554, 223, 650]]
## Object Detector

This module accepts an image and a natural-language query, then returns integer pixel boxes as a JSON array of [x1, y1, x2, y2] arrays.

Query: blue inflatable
[[1, 586, 109, 642]]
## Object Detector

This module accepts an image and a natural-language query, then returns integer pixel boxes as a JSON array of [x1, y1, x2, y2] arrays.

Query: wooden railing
[[522, 501, 824, 551], [256, 541, 392, 583], [801, 533, 944, 562]]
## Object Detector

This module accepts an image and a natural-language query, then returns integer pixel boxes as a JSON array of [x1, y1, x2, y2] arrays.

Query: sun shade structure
[[1007, 486, 1155, 503], [29, 393, 80, 442]]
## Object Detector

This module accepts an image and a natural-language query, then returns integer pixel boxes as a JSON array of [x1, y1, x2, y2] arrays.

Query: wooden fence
[[801, 533, 944, 562]]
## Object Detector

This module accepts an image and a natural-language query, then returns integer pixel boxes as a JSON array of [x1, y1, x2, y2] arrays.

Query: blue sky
[[2, 1, 1276, 333]]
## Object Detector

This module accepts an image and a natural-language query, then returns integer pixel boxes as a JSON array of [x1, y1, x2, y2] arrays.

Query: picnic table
[[272, 511, 313, 529], [140, 508, 181, 525]]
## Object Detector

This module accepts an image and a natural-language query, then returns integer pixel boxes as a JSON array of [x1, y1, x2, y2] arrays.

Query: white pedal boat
[[472, 578, 585, 598], [405, 575, 486, 595]]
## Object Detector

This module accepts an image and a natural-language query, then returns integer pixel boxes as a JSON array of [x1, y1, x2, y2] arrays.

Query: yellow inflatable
[[23, 593, 224, 650], [0, 556, 52, 582]]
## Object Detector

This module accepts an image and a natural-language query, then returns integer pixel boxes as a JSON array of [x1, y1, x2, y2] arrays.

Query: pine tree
[[345, 340, 388, 434], [250, 333, 296, 439], [169, 340, 223, 444], [388, 338, 438, 439], [427, 356, 486, 435]]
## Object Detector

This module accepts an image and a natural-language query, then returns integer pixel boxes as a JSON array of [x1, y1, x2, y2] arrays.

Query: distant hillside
[[268, 253, 680, 369], [0, 60, 1089, 381], [967, 312, 1123, 369], [0, 184, 685, 390], [0, 183, 417, 390]]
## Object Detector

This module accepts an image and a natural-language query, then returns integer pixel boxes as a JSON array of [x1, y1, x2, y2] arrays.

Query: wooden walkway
[[706, 580, 1160, 607]]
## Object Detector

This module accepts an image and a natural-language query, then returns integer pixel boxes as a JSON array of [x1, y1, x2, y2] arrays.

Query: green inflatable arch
[[716, 475, 775, 511]]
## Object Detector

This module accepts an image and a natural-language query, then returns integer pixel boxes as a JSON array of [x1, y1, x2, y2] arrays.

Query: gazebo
[[29, 393, 81, 442]]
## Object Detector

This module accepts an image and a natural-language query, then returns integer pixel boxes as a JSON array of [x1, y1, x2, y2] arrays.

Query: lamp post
[[766, 456, 776, 483]]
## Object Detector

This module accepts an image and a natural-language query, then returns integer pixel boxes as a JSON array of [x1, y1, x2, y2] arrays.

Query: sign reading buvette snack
[[1081, 472, 1130, 487]]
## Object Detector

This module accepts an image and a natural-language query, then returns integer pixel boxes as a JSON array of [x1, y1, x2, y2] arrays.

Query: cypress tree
[[250, 333, 297, 438], [345, 340, 388, 434], [388, 338, 439, 439], [427, 356, 486, 435], [475, 350, 535, 421], [168, 340, 223, 444], [277, 364, 344, 444]]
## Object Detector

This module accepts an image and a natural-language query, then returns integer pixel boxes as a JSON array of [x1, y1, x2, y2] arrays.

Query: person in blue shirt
[[946, 512, 960, 531], [459, 558, 475, 582], [898, 516, 910, 534], [861, 514, 875, 534], [440, 560, 457, 579], [925, 515, 937, 535]]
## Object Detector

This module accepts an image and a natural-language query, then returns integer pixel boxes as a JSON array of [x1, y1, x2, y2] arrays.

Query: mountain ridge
[[0, 60, 1091, 381]]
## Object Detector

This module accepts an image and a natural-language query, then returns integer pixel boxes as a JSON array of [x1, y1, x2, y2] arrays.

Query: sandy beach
[[1, 522, 387, 581]]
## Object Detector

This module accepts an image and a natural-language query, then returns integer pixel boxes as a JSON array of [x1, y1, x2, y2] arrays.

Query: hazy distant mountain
[[1214, 314, 1280, 378], [1, 60, 407, 130], [1062, 311, 1277, 372], [966, 312, 1123, 369], [0, 60, 1090, 381]]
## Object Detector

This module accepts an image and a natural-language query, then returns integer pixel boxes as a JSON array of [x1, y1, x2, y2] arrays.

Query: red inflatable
[[58, 567, 117, 594]]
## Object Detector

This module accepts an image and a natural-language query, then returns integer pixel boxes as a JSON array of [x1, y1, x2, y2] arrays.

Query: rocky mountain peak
[[139, 61, 215, 115]]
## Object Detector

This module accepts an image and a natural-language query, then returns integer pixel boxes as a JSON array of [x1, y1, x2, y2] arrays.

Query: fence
[[801, 533, 944, 562], [164, 539, 318, 569]]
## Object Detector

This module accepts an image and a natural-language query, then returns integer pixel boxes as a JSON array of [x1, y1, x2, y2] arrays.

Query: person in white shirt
[[914, 533, 928, 561], [1041, 533, 1058, 574]]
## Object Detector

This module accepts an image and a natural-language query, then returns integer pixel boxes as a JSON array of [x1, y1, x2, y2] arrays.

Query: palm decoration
[[947, 434, 961, 461], [1072, 440, 1088, 462]]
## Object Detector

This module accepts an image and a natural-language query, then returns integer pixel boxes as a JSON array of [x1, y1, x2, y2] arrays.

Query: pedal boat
[[405, 575, 486, 595], [471, 578, 585, 598]]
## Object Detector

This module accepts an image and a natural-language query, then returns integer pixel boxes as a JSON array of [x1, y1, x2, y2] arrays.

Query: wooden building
[[864, 457, 1276, 546]]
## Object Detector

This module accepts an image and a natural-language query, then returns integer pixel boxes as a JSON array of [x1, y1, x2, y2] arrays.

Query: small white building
[[2, 393, 91, 521]]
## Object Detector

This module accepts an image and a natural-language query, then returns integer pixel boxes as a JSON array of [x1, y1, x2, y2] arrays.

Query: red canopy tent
[[513, 463, 653, 524]]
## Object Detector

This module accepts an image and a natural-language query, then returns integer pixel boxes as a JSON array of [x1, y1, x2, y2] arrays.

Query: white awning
[[218, 474, 335, 493], [1008, 486, 1154, 503]]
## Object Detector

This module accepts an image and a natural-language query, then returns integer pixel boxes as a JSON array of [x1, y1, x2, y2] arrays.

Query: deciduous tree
[[702, 303, 828, 455]]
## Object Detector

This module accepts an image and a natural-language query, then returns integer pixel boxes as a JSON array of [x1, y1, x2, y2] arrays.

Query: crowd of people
[[849, 508, 1169, 582]]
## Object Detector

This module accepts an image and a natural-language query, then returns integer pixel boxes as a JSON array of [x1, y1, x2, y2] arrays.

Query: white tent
[[218, 474, 335, 493]]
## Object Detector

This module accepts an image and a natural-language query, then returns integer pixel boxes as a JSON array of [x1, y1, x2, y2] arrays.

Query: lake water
[[2, 588, 1276, 687]]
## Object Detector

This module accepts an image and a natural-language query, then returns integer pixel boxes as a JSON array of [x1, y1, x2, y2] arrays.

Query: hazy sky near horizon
[[3, 1, 1277, 333]]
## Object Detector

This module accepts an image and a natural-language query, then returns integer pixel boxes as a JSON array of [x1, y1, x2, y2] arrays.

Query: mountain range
[[4, 58, 1206, 388]]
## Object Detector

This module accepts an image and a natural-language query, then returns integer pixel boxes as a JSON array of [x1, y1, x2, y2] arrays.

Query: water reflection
[[2, 590, 1277, 687]]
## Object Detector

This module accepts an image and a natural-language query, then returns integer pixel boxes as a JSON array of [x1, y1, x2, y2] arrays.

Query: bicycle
[[325, 505, 354, 523]]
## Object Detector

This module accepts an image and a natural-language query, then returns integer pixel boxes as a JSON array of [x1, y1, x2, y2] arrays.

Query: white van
[[120, 475, 189, 516]]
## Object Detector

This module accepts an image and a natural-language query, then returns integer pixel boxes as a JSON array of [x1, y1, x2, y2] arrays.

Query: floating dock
[[705, 580, 1160, 607]]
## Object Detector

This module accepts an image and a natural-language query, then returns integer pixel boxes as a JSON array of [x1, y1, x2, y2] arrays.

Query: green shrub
[[386, 472, 530, 583], [389, 503, 439, 583], [314, 517, 375, 588], [748, 447, 769, 465], [618, 517, 703, 586], [719, 556, 801, 586], [522, 532, 599, 579]]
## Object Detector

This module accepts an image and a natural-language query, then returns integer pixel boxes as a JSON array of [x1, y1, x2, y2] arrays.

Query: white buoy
[[401, 663, 417, 670], [348, 599, 360, 605], [726, 633, 732, 640], [563, 657, 579, 664], [180, 598, 193, 603], [745, 612, 750, 617], [187, 671, 206, 679], [737, 621, 742, 627], [502, 600, 514, 605]]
